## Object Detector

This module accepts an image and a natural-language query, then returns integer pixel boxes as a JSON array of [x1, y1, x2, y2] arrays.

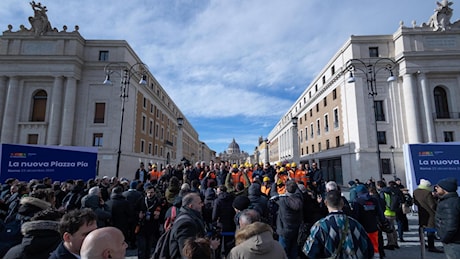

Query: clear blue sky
[[0, 0, 451, 154]]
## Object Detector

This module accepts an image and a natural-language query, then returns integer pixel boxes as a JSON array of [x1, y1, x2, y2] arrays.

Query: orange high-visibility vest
[[231, 172, 241, 186], [150, 170, 162, 181], [276, 174, 289, 194], [261, 184, 271, 196]]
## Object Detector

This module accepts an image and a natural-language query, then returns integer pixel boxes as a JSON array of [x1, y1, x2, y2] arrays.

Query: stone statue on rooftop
[[28, 1, 52, 36], [427, 0, 454, 31]]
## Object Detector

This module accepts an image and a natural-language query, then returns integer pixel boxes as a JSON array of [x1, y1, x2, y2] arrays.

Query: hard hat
[[279, 167, 286, 172], [232, 164, 238, 168], [286, 163, 291, 168], [276, 161, 282, 167], [291, 162, 297, 167], [263, 176, 270, 182]]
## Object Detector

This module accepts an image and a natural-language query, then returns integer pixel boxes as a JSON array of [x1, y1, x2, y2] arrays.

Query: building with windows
[[267, 5, 460, 184], [0, 3, 214, 179]]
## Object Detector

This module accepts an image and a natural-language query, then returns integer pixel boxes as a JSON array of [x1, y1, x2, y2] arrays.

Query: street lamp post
[[346, 58, 397, 181], [103, 62, 148, 178], [264, 138, 270, 164], [390, 145, 396, 180]]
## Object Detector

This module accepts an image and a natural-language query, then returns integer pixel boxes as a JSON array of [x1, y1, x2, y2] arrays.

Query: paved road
[[381, 212, 446, 259]]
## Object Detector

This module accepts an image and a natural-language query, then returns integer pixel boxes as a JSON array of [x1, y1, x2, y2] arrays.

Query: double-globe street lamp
[[346, 58, 397, 181], [103, 62, 148, 178]]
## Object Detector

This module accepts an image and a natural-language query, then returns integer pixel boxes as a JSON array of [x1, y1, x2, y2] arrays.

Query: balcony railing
[[433, 112, 460, 119]]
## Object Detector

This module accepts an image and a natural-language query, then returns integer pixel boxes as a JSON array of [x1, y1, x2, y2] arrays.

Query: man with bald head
[[80, 227, 127, 259]]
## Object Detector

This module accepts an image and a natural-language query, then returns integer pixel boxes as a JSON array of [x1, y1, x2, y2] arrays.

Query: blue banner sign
[[0, 144, 98, 182], [404, 142, 460, 194]]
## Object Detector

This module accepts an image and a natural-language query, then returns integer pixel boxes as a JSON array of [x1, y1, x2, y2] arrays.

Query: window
[[155, 124, 159, 137], [27, 134, 38, 144], [322, 76, 326, 84], [312, 144, 315, 153], [309, 91, 312, 98], [305, 127, 308, 141], [334, 108, 339, 128], [31, 90, 47, 121], [93, 133, 103, 147], [148, 143, 152, 154], [98, 51, 109, 61], [324, 114, 329, 132], [140, 140, 145, 153], [160, 146, 164, 156], [161, 127, 164, 140], [318, 142, 322, 152], [315, 84, 318, 92], [149, 120, 153, 135], [369, 47, 379, 57], [300, 130, 303, 143], [310, 123, 314, 138], [143, 97, 147, 108], [331, 65, 335, 75], [434, 87, 450, 118], [316, 120, 321, 135], [374, 101, 385, 121], [323, 97, 327, 107], [332, 89, 337, 100], [306, 146, 309, 154], [310, 109, 313, 117], [377, 131, 387, 144], [444, 131, 454, 142], [326, 139, 330, 149], [142, 115, 146, 132], [336, 136, 340, 147], [154, 145, 158, 155], [94, 103, 105, 123], [301, 148, 304, 155], [316, 103, 319, 112], [381, 158, 391, 175]]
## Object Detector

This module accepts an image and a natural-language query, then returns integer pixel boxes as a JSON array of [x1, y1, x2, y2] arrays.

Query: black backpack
[[152, 214, 190, 259]]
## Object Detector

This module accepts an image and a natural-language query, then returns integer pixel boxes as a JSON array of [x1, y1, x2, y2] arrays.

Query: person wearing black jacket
[[106, 186, 133, 243], [434, 177, 460, 259]]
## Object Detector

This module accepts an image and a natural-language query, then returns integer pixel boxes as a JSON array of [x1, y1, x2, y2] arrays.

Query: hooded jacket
[[227, 222, 287, 259], [4, 220, 61, 259]]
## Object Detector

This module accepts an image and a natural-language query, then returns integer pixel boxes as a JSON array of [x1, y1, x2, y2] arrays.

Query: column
[[402, 73, 422, 143], [1, 77, 19, 143], [0, 77, 7, 137], [418, 72, 435, 143], [46, 76, 64, 145], [60, 77, 77, 146]]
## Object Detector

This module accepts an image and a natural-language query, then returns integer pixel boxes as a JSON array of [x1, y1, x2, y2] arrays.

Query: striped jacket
[[303, 212, 374, 258]]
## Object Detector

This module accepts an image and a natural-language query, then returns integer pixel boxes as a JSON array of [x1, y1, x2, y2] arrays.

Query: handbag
[[329, 217, 349, 259]]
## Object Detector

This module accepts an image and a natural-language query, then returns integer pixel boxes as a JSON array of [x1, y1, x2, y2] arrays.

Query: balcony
[[433, 112, 460, 119], [165, 140, 174, 147]]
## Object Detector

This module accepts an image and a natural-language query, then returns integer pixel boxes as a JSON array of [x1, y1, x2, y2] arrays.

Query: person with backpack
[[376, 180, 400, 250], [168, 193, 220, 258]]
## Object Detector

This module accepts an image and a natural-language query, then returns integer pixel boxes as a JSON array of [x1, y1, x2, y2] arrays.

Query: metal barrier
[[419, 227, 437, 259]]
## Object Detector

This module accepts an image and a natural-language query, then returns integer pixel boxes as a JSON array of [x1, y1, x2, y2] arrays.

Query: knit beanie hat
[[232, 195, 250, 211], [436, 178, 458, 192]]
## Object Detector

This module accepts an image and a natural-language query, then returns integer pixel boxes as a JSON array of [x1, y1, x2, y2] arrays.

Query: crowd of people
[[0, 159, 458, 259]]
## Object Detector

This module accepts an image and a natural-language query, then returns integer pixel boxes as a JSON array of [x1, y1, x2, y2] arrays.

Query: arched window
[[31, 90, 47, 121], [434, 86, 450, 118]]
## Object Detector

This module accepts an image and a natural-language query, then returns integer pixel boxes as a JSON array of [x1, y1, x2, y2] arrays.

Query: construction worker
[[272, 167, 289, 196], [150, 164, 162, 184], [261, 176, 272, 196]]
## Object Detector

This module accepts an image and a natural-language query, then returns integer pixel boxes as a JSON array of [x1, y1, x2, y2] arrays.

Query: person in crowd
[[232, 195, 251, 230], [303, 190, 374, 258], [134, 162, 150, 183], [212, 185, 236, 257], [351, 184, 386, 258], [227, 209, 287, 259], [247, 182, 269, 222], [4, 208, 62, 259], [310, 162, 324, 196], [169, 192, 220, 258], [80, 186, 111, 228], [182, 237, 213, 259], [434, 177, 460, 259], [376, 180, 400, 250], [49, 208, 98, 259], [271, 179, 303, 259], [122, 180, 144, 249], [413, 178, 443, 253], [106, 186, 133, 243], [136, 183, 164, 259], [80, 226, 128, 259]]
